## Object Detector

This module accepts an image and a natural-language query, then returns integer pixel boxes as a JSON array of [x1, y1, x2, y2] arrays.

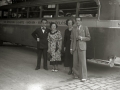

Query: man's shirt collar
[[41, 27, 46, 30]]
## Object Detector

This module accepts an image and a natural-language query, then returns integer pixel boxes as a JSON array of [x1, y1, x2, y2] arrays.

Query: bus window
[[42, 4, 56, 18], [8, 8, 17, 18], [12, 8, 17, 18], [79, 1, 98, 17], [2, 9, 8, 18], [12, 0, 27, 3], [29, 6, 40, 18], [18, 7, 28, 18], [8, 9, 12, 18], [58, 3, 76, 17]]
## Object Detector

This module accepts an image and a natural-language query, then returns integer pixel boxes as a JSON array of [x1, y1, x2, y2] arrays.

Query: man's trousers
[[73, 45, 87, 80], [36, 48, 47, 69]]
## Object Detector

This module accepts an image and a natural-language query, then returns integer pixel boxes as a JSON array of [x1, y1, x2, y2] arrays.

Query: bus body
[[0, 0, 120, 67]]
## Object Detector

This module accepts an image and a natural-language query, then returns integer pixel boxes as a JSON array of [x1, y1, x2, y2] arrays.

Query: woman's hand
[[64, 47, 66, 51], [58, 46, 62, 51]]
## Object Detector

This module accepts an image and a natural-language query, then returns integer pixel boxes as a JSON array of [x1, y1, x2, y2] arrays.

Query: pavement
[[0, 44, 120, 90], [45, 59, 120, 90], [47, 76, 120, 90]]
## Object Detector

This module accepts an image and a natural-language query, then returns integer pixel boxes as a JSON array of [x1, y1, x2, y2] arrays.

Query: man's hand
[[77, 36, 83, 41], [79, 36, 83, 40], [37, 38, 40, 42], [70, 49, 73, 54]]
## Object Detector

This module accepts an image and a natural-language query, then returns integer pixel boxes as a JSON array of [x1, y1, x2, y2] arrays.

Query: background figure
[[58, 10, 64, 17], [32, 19, 50, 70], [64, 19, 74, 75], [70, 17, 91, 81], [48, 22, 62, 72]]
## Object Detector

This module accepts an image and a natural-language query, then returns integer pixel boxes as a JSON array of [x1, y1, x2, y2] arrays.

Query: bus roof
[[0, 0, 97, 9]]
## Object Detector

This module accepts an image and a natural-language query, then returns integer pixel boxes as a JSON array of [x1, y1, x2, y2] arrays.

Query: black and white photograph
[[0, 0, 120, 90]]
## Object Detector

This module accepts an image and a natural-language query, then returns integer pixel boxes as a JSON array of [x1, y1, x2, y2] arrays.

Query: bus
[[0, 0, 120, 67]]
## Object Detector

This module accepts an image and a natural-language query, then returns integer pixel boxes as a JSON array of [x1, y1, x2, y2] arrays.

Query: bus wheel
[[109, 58, 115, 67], [0, 40, 3, 46]]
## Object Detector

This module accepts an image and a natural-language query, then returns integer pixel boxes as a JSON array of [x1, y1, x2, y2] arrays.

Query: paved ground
[[48, 76, 120, 90], [0, 44, 120, 90]]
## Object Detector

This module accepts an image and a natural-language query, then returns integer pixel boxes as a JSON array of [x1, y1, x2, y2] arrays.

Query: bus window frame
[[0, 1, 99, 20], [29, 6, 41, 18], [17, 7, 28, 18], [78, 1, 99, 18], [9, 8, 18, 18], [41, 4, 57, 18], [57, 2, 77, 18], [2, 9, 9, 19]]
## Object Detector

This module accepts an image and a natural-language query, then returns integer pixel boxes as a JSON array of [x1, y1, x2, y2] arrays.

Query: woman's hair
[[50, 22, 58, 28], [66, 19, 74, 26]]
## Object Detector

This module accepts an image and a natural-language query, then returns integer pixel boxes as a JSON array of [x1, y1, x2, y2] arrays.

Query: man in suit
[[70, 17, 91, 81], [32, 19, 50, 70]]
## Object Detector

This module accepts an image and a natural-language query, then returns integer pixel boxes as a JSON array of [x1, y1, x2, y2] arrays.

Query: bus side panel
[[83, 18, 97, 59], [100, 0, 115, 20], [100, 0, 120, 20], [86, 27, 96, 59], [0, 24, 67, 47], [113, 28, 120, 56], [0, 25, 24, 44], [114, 0, 120, 20], [20, 25, 38, 47], [21, 25, 67, 47], [93, 28, 120, 60], [0, 24, 37, 46]]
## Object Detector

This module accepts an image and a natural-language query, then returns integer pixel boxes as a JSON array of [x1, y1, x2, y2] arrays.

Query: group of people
[[32, 17, 91, 82]]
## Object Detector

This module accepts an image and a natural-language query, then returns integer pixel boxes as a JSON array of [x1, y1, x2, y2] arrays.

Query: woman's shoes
[[51, 69, 55, 72], [54, 69, 58, 72], [51, 69, 58, 72]]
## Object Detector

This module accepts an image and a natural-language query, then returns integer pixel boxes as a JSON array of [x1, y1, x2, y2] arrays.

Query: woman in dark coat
[[64, 19, 74, 75]]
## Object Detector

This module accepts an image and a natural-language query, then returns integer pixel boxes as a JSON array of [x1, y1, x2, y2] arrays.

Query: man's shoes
[[81, 79, 87, 82], [73, 74, 79, 79], [51, 69, 55, 72], [68, 71, 72, 75], [35, 67, 40, 70]]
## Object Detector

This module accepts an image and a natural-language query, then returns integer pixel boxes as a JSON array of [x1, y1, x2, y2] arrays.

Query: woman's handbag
[[47, 53, 52, 61]]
